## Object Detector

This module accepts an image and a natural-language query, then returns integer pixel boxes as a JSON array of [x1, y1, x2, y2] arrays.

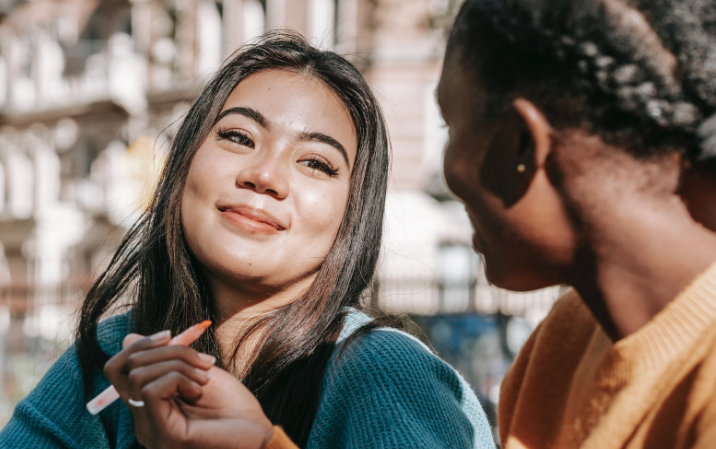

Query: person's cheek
[[296, 183, 348, 258]]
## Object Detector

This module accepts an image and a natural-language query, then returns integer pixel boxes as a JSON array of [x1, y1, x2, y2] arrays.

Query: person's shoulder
[[546, 288, 592, 321], [341, 326, 439, 368], [503, 288, 597, 374], [312, 312, 495, 448], [498, 289, 598, 439], [337, 309, 439, 370], [530, 288, 596, 344], [330, 320, 465, 398], [96, 310, 134, 356]]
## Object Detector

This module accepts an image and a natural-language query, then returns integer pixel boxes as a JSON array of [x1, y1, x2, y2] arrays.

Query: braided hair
[[447, 0, 716, 163]]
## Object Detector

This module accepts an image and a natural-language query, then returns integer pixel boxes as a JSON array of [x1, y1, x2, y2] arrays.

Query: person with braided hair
[[436, 0, 716, 448]]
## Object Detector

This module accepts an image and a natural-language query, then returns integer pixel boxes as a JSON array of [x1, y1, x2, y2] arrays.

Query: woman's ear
[[513, 98, 552, 167]]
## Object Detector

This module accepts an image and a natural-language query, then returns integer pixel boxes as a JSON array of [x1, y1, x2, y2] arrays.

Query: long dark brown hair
[[76, 31, 391, 447]]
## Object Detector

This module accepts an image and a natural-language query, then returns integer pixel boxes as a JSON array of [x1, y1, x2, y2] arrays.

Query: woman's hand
[[136, 364, 275, 449], [103, 331, 216, 409], [103, 333, 274, 449]]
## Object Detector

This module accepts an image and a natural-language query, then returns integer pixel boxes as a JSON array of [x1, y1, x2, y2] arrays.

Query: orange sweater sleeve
[[264, 426, 299, 449]]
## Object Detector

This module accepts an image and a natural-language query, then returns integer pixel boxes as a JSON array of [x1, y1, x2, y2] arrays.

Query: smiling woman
[[0, 31, 495, 449], [182, 70, 356, 295]]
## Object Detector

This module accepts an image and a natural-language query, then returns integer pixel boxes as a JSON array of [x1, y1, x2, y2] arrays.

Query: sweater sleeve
[[0, 345, 110, 449], [0, 313, 131, 449], [306, 329, 496, 449]]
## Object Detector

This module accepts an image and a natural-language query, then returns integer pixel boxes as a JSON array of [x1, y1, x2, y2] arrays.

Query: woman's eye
[[217, 128, 255, 149], [301, 158, 339, 177]]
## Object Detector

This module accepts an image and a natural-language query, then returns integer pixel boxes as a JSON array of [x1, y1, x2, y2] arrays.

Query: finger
[[134, 373, 203, 449], [122, 333, 145, 349], [143, 372, 203, 406], [103, 330, 171, 394], [127, 360, 211, 404], [127, 363, 200, 445], [121, 330, 173, 360], [126, 346, 216, 373]]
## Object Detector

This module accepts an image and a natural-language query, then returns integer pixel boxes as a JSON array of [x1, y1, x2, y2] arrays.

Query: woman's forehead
[[220, 70, 357, 158]]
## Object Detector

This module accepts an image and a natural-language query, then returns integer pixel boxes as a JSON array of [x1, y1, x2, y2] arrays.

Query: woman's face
[[181, 70, 357, 292], [437, 54, 574, 291]]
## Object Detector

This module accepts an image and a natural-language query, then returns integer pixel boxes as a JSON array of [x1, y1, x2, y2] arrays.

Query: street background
[[0, 0, 564, 439]]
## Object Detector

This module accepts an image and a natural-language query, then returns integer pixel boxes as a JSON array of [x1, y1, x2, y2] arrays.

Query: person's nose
[[235, 152, 290, 199]]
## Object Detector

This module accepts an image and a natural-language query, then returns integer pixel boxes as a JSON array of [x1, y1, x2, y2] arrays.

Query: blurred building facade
[[0, 0, 562, 427]]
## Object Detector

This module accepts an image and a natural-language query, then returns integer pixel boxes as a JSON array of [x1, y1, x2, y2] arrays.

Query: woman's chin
[[213, 262, 277, 283], [208, 259, 318, 291]]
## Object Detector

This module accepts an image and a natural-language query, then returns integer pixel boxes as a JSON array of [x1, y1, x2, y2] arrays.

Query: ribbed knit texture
[[0, 310, 495, 449], [499, 262, 716, 449], [307, 311, 495, 448]]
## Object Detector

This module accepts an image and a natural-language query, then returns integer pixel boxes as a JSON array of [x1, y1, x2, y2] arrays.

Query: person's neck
[[208, 274, 316, 370], [572, 195, 716, 341]]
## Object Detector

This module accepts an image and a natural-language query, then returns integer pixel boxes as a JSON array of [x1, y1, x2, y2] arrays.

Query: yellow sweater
[[266, 427, 298, 449], [499, 262, 716, 449]]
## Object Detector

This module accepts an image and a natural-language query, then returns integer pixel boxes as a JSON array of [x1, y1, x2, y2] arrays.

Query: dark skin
[[679, 161, 716, 232], [437, 51, 716, 341]]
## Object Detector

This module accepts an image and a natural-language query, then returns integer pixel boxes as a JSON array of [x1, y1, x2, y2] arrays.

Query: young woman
[[0, 33, 495, 449], [436, 0, 716, 448]]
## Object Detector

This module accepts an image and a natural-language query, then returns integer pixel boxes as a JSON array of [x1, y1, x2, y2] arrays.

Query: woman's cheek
[[297, 185, 349, 248]]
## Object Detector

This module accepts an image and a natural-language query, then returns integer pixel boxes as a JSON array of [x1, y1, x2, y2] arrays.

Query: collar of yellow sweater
[[576, 260, 716, 383]]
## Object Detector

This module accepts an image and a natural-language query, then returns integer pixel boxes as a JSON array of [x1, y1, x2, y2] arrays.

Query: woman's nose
[[235, 155, 289, 199]]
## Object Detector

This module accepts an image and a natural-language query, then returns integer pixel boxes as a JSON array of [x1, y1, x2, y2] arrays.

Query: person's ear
[[478, 98, 552, 208], [512, 98, 552, 168]]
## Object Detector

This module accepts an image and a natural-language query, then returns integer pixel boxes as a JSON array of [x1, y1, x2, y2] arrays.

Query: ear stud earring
[[517, 164, 527, 173]]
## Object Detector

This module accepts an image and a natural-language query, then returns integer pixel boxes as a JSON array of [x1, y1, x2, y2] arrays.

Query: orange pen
[[86, 320, 212, 415]]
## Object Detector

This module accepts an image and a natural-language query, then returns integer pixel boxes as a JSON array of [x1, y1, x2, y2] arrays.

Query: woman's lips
[[219, 207, 284, 235]]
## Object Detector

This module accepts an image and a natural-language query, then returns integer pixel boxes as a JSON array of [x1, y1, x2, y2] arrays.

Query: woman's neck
[[208, 274, 316, 372], [572, 195, 716, 341]]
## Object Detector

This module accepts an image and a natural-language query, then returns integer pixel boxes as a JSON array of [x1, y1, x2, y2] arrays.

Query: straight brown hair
[[76, 31, 391, 447]]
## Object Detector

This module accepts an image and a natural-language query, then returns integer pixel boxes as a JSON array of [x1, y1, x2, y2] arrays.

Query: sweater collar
[[337, 308, 372, 344], [601, 260, 716, 380]]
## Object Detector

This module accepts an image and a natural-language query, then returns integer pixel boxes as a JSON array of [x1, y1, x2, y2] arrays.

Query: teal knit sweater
[[0, 311, 495, 448]]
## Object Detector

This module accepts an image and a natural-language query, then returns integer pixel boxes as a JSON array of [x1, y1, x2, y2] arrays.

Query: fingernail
[[149, 330, 171, 341], [198, 353, 216, 365], [195, 368, 210, 380]]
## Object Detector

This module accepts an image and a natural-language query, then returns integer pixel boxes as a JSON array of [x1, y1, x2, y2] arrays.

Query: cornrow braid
[[448, 0, 716, 161], [633, 0, 716, 159]]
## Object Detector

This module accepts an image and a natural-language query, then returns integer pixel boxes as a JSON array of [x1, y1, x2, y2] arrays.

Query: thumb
[[122, 333, 145, 349]]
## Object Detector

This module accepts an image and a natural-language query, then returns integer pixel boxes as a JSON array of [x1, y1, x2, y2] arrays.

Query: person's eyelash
[[304, 157, 339, 177], [217, 128, 255, 149]]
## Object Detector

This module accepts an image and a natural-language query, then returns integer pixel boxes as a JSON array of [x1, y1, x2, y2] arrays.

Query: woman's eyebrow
[[299, 131, 350, 167], [215, 108, 349, 167], [214, 107, 271, 129]]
